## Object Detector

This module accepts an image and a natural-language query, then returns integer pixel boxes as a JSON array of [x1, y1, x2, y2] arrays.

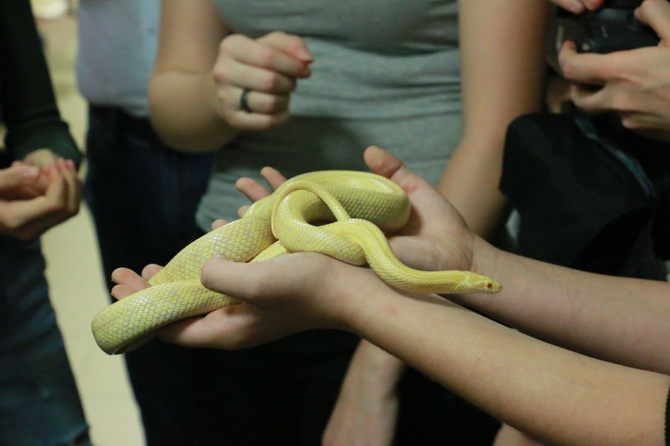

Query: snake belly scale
[[91, 171, 502, 354]]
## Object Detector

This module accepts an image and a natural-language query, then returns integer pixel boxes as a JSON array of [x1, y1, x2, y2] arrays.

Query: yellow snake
[[91, 171, 502, 354]]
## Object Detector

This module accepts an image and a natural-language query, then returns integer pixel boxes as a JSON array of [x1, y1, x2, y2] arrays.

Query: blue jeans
[[84, 106, 214, 446], [0, 237, 90, 446]]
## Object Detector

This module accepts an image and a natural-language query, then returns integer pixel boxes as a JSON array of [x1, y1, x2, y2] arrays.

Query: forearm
[[438, 144, 510, 239], [443, 0, 548, 238], [345, 340, 406, 397], [0, 0, 81, 165], [345, 288, 668, 445], [148, 71, 239, 152], [453, 238, 670, 374]]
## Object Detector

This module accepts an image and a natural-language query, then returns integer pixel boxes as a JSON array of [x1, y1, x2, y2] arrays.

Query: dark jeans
[[0, 237, 90, 446], [84, 106, 214, 446], [190, 330, 500, 445]]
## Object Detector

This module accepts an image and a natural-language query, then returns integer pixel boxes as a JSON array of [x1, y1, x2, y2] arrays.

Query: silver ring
[[240, 89, 252, 113]]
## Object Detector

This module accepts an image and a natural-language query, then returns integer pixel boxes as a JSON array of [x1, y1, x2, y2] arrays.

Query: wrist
[[469, 235, 502, 283]]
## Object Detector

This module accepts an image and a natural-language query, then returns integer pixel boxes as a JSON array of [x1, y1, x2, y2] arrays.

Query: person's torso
[[198, 1, 462, 228], [76, 0, 159, 117]]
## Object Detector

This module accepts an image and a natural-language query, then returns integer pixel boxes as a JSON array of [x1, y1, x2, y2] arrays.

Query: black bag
[[500, 111, 670, 280]]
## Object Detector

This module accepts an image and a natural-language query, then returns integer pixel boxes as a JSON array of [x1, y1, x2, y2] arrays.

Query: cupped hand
[[177, 146, 478, 349], [0, 158, 81, 240], [235, 146, 475, 273], [112, 251, 384, 350], [110, 146, 480, 350], [211, 31, 312, 131], [362, 146, 475, 273]]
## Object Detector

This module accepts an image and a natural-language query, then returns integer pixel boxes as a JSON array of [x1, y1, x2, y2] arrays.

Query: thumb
[[0, 166, 39, 192], [258, 32, 313, 64], [363, 145, 435, 195], [200, 255, 273, 300], [636, 0, 670, 42]]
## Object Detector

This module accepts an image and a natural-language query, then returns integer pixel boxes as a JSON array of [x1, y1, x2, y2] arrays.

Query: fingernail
[[296, 47, 313, 63]]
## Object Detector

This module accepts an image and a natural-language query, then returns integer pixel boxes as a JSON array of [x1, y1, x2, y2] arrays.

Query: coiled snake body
[[91, 171, 501, 354]]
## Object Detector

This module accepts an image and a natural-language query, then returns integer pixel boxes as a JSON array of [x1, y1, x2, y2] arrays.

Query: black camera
[[546, 0, 660, 73]]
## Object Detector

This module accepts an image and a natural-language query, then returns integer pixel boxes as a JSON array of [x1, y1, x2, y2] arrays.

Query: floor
[[37, 13, 145, 446]]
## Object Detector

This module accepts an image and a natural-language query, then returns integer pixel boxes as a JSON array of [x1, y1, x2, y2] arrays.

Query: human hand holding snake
[[95, 146, 501, 353]]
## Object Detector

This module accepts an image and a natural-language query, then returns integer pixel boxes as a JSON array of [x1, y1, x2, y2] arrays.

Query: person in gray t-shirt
[[146, 1, 549, 444]]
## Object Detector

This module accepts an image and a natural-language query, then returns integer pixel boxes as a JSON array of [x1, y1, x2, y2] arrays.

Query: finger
[[211, 219, 228, 230], [636, 0, 670, 41], [111, 283, 138, 301], [363, 146, 412, 185], [220, 33, 311, 80], [156, 306, 251, 350], [582, 0, 605, 11], [257, 31, 313, 65], [235, 176, 272, 202], [553, 0, 586, 13], [57, 159, 82, 216], [569, 83, 609, 113], [111, 267, 149, 292], [617, 111, 670, 141], [213, 57, 297, 99], [558, 41, 609, 86], [0, 166, 39, 192], [200, 256, 281, 300], [0, 208, 49, 240], [40, 166, 74, 226], [259, 166, 287, 190], [141, 264, 164, 281], [235, 88, 291, 114], [363, 146, 466, 234], [237, 206, 250, 218], [221, 88, 292, 131]]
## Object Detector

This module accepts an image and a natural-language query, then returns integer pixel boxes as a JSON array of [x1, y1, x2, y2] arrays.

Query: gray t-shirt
[[199, 0, 462, 229], [76, 0, 159, 117]]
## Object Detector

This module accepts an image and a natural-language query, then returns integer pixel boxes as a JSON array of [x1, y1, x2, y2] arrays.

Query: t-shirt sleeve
[[0, 0, 82, 166]]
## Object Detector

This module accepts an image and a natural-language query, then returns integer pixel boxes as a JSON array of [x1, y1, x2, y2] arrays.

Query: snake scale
[[91, 171, 502, 354]]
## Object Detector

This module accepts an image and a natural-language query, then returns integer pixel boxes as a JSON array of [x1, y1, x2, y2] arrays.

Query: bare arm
[[372, 145, 670, 376], [341, 280, 669, 446], [112, 146, 670, 444], [439, 0, 548, 239], [454, 240, 670, 375], [149, 0, 312, 152], [193, 251, 669, 445], [149, 0, 231, 151], [343, 5, 552, 439]]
